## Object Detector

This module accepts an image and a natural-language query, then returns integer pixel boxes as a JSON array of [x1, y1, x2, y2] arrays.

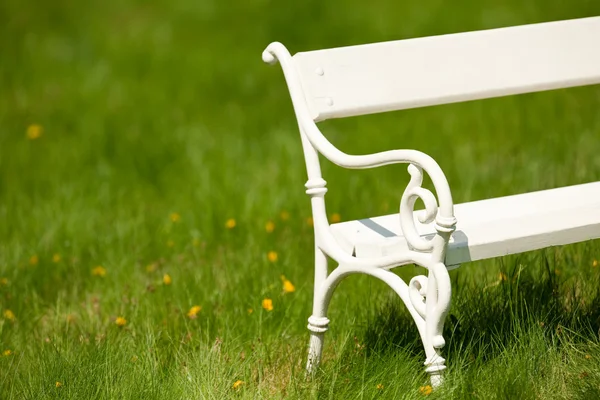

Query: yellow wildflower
[[498, 272, 508, 282], [232, 380, 244, 390], [92, 266, 106, 277], [163, 274, 172, 285], [267, 251, 278, 263], [115, 316, 127, 327], [593, 259, 598, 268], [376, 384, 384, 390], [225, 218, 236, 229], [3, 349, 12, 356], [265, 221, 275, 233], [52, 253, 61, 263], [306, 217, 314, 227], [262, 298, 273, 311], [26, 124, 43, 140], [0, 277, 8, 286], [419, 385, 433, 395], [3, 309, 15, 321], [29, 255, 39, 266], [283, 279, 295, 293], [146, 263, 157, 273], [280, 211, 290, 221], [187, 305, 202, 319], [330, 213, 341, 223], [55, 381, 62, 388], [170, 212, 181, 222], [247, 308, 253, 314]]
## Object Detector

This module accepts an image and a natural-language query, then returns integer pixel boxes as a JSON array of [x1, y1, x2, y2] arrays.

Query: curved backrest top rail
[[292, 17, 600, 121]]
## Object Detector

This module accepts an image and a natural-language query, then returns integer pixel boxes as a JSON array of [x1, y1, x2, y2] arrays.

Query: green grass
[[1, 0, 600, 398]]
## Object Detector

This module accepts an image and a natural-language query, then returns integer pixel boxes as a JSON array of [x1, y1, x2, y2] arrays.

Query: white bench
[[262, 17, 600, 387]]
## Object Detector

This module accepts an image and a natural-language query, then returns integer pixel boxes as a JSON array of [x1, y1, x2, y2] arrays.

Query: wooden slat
[[293, 17, 600, 121], [329, 182, 600, 266]]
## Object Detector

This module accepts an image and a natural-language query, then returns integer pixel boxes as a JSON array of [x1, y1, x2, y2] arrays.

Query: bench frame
[[262, 17, 600, 387]]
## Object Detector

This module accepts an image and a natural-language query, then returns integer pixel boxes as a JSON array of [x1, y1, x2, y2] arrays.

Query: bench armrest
[[264, 42, 456, 257]]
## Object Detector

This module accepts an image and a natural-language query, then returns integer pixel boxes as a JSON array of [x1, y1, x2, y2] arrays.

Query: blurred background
[[2, 0, 599, 254], [1, 0, 600, 398]]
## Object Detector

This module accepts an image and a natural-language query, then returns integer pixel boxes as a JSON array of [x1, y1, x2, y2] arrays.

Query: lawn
[[1, 0, 600, 398]]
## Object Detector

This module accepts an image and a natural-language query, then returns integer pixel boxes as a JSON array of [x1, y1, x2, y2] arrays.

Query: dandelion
[[232, 380, 244, 390], [29, 255, 39, 266], [92, 266, 106, 277], [262, 298, 273, 311], [419, 385, 433, 395], [55, 381, 62, 388], [26, 124, 43, 140], [593, 259, 598, 268], [170, 212, 181, 222], [281, 276, 295, 293], [376, 384, 384, 390], [0, 277, 8, 286], [280, 211, 290, 221], [267, 251, 278, 263], [265, 221, 275, 233], [52, 253, 61, 263], [380, 201, 390, 212], [306, 217, 314, 227], [225, 218, 236, 229], [3, 309, 15, 321], [115, 316, 127, 327], [247, 308, 253, 314], [146, 263, 157, 273], [330, 213, 341, 223], [187, 305, 202, 319], [3, 350, 12, 356], [163, 274, 172, 285]]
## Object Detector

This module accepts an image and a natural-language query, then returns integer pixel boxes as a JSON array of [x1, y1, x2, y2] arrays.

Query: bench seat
[[331, 182, 600, 267]]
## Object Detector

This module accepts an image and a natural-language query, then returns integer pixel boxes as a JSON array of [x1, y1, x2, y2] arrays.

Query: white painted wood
[[330, 182, 600, 266], [293, 17, 600, 121]]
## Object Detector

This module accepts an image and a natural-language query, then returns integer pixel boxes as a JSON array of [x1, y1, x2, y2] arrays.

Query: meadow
[[1, 0, 600, 398]]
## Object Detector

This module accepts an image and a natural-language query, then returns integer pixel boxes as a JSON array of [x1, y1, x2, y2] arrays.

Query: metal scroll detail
[[400, 164, 439, 252]]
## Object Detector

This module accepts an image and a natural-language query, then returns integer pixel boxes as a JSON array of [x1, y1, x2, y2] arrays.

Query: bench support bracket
[[263, 42, 456, 388]]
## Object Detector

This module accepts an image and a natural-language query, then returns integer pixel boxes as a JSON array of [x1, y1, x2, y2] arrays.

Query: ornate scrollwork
[[409, 272, 447, 350], [400, 164, 439, 252], [409, 275, 428, 319]]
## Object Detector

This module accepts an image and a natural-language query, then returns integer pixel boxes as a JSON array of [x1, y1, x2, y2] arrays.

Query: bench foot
[[306, 316, 330, 374], [425, 353, 447, 387]]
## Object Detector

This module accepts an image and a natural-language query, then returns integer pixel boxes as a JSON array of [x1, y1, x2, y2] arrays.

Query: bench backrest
[[293, 17, 600, 121]]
